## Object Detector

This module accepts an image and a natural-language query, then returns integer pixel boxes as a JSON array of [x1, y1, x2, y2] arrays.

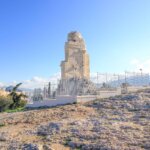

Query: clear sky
[[0, 0, 150, 84]]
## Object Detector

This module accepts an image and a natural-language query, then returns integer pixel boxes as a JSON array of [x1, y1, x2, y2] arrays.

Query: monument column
[[61, 31, 90, 79]]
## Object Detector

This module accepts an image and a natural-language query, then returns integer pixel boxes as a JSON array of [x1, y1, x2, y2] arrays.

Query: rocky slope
[[0, 89, 150, 150]]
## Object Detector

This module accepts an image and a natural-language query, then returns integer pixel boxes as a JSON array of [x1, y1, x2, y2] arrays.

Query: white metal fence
[[92, 72, 149, 88]]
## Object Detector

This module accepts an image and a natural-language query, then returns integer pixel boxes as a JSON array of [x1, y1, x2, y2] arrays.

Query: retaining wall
[[127, 86, 150, 93], [26, 88, 121, 108], [76, 95, 98, 103], [98, 88, 121, 98], [26, 96, 76, 108]]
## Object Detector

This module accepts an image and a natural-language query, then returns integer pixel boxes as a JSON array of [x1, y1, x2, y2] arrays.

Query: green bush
[[0, 95, 13, 112], [9, 83, 28, 109], [0, 83, 28, 112], [18, 99, 27, 107], [0, 123, 5, 127]]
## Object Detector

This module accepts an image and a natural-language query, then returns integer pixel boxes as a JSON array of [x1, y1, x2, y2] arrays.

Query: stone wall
[[98, 88, 121, 98], [126, 86, 150, 93], [26, 89, 121, 108], [26, 97, 76, 108]]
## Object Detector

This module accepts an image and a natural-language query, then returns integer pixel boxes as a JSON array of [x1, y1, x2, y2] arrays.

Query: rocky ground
[[0, 89, 150, 150]]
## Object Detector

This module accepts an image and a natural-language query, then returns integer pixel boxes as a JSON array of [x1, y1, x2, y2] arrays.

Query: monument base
[[56, 95, 98, 103], [57, 78, 97, 96]]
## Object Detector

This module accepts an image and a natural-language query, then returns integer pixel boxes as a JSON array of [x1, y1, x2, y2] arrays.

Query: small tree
[[9, 83, 27, 109]]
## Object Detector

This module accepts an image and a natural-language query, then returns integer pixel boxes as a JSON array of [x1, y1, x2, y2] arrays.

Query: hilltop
[[0, 89, 150, 150]]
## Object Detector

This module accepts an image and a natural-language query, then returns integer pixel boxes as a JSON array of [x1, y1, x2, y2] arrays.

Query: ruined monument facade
[[61, 31, 90, 79], [57, 31, 97, 96]]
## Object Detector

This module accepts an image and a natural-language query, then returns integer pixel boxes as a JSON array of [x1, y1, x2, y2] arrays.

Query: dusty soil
[[0, 90, 150, 150]]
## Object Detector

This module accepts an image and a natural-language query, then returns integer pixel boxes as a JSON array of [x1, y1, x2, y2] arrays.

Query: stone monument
[[57, 31, 97, 96], [61, 31, 90, 79]]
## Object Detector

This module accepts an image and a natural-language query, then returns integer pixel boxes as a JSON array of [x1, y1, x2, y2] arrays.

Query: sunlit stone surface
[[61, 31, 90, 79], [57, 32, 97, 96]]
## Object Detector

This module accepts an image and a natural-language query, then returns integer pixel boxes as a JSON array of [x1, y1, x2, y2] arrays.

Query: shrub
[[0, 123, 5, 127], [18, 99, 27, 108], [0, 83, 28, 112], [0, 95, 13, 112], [9, 83, 28, 109]]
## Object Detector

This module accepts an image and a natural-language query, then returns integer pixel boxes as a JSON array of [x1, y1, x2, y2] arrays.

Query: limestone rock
[[0, 132, 8, 141], [37, 122, 63, 136], [22, 143, 39, 150], [43, 144, 53, 150]]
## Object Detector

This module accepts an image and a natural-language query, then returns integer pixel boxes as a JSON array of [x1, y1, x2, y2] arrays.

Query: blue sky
[[0, 0, 150, 84]]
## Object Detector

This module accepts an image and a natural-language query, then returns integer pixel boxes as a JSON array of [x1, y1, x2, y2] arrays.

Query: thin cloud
[[130, 58, 150, 73], [0, 73, 61, 89], [0, 82, 4, 87]]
